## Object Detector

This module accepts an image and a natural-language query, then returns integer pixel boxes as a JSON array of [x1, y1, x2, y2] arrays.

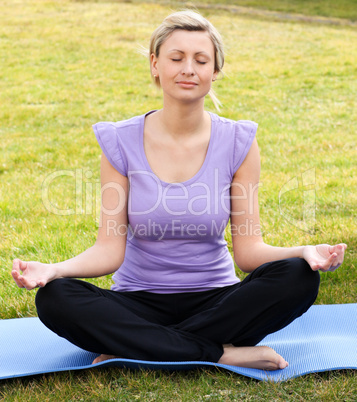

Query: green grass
[[185, 0, 357, 21], [82, 0, 357, 22], [1, 0, 356, 399]]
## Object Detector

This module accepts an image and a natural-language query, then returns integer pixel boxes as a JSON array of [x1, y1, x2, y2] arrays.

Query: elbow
[[109, 248, 126, 272], [234, 256, 256, 273], [232, 237, 265, 273], [93, 241, 126, 274]]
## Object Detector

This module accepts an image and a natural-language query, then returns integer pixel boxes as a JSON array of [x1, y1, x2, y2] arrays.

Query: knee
[[284, 257, 320, 301], [290, 257, 320, 285], [35, 278, 73, 322]]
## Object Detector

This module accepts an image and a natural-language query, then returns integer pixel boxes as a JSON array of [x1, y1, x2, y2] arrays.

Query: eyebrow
[[168, 49, 211, 57]]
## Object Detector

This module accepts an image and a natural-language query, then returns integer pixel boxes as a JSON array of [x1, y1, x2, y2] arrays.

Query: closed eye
[[171, 59, 207, 64]]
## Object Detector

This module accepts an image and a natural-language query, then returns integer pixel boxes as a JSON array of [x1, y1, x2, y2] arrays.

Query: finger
[[13, 259, 28, 274], [331, 243, 347, 255], [309, 262, 321, 271], [18, 275, 38, 291], [328, 265, 339, 272], [328, 259, 340, 272], [37, 279, 47, 288], [329, 245, 341, 265], [12, 259, 21, 273], [17, 274, 33, 290], [334, 244, 346, 265], [319, 253, 338, 272], [11, 270, 24, 288], [328, 253, 343, 272]]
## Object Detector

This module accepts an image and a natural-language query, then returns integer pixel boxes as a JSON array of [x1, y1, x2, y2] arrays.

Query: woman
[[12, 10, 346, 371]]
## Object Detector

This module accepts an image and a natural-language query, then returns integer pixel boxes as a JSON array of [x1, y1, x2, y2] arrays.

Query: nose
[[181, 59, 195, 76]]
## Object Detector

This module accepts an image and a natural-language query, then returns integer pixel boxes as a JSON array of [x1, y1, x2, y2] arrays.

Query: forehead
[[161, 30, 215, 55]]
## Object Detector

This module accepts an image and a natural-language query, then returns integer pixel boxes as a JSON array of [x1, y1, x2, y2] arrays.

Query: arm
[[12, 153, 128, 290], [230, 138, 347, 273]]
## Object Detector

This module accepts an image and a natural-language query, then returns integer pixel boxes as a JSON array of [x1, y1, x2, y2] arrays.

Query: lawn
[[0, 0, 356, 400], [178, 0, 357, 21]]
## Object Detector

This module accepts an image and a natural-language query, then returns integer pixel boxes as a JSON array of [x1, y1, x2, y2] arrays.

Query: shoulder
[[210, 112, 258, 135], [210, 113, 258, 173], [92, 112, 149, 176], [93, 113, 145, 137]]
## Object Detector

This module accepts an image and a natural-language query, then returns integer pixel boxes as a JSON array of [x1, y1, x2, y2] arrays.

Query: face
[[151, 30, 218, 105]]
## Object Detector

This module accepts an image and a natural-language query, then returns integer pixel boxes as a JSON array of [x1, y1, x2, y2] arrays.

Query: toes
[[92, 354, 119, 365], [257, 346, 288, 371]]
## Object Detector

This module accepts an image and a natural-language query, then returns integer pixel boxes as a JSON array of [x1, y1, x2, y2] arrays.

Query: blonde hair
[[149, 10, 224, 110]]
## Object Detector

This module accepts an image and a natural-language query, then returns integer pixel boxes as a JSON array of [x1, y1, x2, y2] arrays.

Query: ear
[[212, 70, 218, 82], [150, 53, 158, 77]]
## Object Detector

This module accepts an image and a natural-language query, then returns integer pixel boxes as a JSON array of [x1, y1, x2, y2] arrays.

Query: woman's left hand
[[303, 243, 347, 272]]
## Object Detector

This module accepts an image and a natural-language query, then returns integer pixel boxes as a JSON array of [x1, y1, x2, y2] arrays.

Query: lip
[[176, 81, 198, 88]]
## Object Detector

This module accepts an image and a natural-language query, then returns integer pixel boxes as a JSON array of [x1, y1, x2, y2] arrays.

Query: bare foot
[[92, 354, 120, 365], [218, 345, 288, 371]]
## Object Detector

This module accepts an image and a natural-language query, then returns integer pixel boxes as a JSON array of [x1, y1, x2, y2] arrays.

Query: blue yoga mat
[[1, 304, 356, 382]]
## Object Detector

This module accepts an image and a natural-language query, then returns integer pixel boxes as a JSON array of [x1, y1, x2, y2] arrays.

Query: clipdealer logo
[[279, 168, 316, 234], [41, 167, 317, 235], [41, 168, 261, 219]]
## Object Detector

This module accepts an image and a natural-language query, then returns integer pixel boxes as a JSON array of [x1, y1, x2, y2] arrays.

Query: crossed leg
[[36, 258, 319, 370]]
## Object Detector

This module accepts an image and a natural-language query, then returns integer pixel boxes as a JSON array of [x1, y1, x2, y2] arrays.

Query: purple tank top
[[93, 111, 257, 293]]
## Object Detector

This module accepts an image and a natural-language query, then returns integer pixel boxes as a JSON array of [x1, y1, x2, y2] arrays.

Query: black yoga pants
[[35, 257, 320, 363]]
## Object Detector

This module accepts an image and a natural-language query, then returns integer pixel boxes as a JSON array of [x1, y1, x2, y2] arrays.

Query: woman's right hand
[[11, 259, 57, 290]]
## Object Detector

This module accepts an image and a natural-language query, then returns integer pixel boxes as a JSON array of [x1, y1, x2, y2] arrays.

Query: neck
[[158, 98, 207, 139]]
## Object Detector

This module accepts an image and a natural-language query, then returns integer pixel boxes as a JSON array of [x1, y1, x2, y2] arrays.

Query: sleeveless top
[[93, 111, 257, 293]]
